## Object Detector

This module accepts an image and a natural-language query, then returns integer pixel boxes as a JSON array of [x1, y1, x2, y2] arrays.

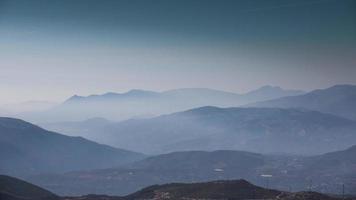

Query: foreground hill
[[125, 180, 281, 200], [28, 146, 356, 196], [60, 106, 356, 155], [250, 84, 356, 120], [24, 86, 303, 123], [0, 117, 144, 176], [2, 176, 349, 200], [0, 175, 58, 200]]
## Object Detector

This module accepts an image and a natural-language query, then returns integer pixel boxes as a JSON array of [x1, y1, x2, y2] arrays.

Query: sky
[[0, 0, 355, 104]]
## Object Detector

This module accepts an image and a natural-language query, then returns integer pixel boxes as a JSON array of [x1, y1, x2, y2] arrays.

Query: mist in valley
[[0, 0, 355, 199]]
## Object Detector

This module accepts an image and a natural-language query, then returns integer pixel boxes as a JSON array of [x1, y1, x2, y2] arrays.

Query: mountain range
[[21, 86, 303, 123], [43, 106, 356, 155], [23, 85, 356, 123], [0, 117, 144, 176], [2, 84, 356, 198], [27, 146, 356, 196]]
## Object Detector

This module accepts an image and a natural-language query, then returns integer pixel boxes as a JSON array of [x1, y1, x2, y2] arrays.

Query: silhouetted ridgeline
[[22, 86, 303, 122]]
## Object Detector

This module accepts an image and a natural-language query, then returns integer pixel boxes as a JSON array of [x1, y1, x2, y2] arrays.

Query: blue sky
[[0, 0, 355, 104]]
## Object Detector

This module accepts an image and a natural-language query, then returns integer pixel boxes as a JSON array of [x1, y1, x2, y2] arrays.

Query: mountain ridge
[[20, 86, 304, 123], [64, 106, 356, 154], [249, 84, 356, 120]]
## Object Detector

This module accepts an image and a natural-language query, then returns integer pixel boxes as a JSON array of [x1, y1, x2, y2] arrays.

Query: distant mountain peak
[[163, 87, 238, 95], [83, 117, 111, 124], [259, 85, 282, 90], [65, 90, 159, 102], [101, 90, 152, 96], [125, 89, 159, 96], [66, 94, 84, 102], [182, 105, 224, 113], [127, 89, 150, 93], [247, 85, 303, 94]]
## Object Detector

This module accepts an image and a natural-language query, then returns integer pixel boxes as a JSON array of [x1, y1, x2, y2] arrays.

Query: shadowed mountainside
[[0, 117, 145, 176], [0, 175, 58, 200]]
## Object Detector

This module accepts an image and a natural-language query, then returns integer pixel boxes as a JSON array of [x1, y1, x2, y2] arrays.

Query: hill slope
[[0, 175, 58, 200], [0, 117, 144, 176], [250, 84, 356, 120]]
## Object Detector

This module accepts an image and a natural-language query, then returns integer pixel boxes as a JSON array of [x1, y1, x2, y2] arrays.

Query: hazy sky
[[0, 0, 355, 104]]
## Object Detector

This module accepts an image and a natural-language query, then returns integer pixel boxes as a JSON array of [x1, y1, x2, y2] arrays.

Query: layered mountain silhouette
[[250, 84, 356, 120], [0, 117, 144, 176], [45, 106, 356, 154], [2, 84, 355, 199], [23, 86, 303, 123], [28, 146, 356, 196], [2, 175, 348, 200]]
